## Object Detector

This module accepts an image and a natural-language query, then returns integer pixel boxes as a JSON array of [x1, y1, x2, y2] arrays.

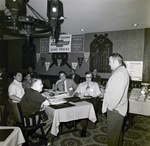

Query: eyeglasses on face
[[86, 77, 92, 78], [59, 74, 66, 78]]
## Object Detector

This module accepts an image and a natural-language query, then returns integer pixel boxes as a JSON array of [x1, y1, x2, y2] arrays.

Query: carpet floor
[[5, 112, 150, 146], [48, 114, 150, 146]]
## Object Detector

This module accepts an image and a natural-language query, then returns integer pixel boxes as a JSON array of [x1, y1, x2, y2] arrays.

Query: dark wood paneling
[[143, 28, 150, 82], [0, 40, 8, 69]]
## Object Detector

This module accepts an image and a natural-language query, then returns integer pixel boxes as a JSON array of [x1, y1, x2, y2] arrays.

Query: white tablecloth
[[0, 126, 25, 146], [46, 101, 97, 136], [129, 88, 150, 116]]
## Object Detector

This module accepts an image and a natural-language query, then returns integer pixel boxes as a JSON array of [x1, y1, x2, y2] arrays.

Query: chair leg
[[40, 127, 47, 145]]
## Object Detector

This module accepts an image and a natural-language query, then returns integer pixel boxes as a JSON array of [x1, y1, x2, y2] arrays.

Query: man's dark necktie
[[86, 83, 90, 90], [62, 81, 65, 91]]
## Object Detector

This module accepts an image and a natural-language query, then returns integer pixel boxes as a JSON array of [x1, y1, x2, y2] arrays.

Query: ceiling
[[0, 0, 150, 39]]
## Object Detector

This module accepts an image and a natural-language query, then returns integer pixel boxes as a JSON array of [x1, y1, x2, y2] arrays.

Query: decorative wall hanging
[[84, 52, 90, 63], [41, 57, 46, 66], [22, 38, 36, 70], [45, 62, 50, 71], [49, 53, 71, 68], [72, 62, 78, 70], [71, 35, 84, 53], [78, 57, 83, 68], [90, 33, 113, 72], [36, 53, 40, 62]]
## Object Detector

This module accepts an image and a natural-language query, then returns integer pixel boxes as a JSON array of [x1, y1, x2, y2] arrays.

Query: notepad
[[0, 129, 14, 141]]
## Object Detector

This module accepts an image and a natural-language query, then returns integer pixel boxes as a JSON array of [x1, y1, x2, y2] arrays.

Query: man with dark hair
[[8, 71, 25, 123], [8, 71, 25, 103], [28, 67, 40, 79], [22, 71, 31, 91], [68, 68, 81, 84], [102, 53, 129, 146], [92, 68, 101, 86], [54, 71, 77, 95]]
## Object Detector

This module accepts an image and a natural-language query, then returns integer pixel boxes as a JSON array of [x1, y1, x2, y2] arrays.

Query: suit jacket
[[102, 66, 129, 116], [92, 75, 101, 84], [68, 74, 81, 84], [56, 78, 77, 94]]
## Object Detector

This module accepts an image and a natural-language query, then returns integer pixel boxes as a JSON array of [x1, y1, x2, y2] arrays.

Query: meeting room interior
[[0, 0, 150, 146]]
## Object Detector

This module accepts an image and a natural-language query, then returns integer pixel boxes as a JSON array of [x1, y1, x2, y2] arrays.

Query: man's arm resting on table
[[9, 95, 21, 102]]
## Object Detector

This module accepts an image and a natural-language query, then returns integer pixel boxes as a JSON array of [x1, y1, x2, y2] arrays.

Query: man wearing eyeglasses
[[74, 71, 102, 98], [73, 71, 102, 137], [54, 71, 77, 95]]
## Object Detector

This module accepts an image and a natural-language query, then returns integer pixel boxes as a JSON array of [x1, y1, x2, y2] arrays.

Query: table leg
[[129, 113, 135, 127], [80, 119, 87, 137], [123, 113, 135, 132]]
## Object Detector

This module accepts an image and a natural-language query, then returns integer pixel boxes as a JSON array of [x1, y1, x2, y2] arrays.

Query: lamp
[[0, 0, 64, 41], [47, 0, 64, 42]]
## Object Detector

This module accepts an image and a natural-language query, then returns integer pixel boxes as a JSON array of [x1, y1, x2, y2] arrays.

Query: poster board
[[40, 38, 49, 53], [49, 34, 71, 53], [71, 35, 84, 52], [124, 61, 143, 81]]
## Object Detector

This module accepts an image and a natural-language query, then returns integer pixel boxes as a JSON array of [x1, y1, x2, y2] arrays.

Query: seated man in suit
[[74, 71, 102, 112], [68, 68, 81, 84], [53, 71, 77, 95], [92, 68, 101, 86], [28, 67, 40, 79]]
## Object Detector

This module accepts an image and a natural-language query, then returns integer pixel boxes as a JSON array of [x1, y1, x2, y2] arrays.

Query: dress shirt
[[74, 81, 101, 98], [8, 79, 25, 103], [56, 78, 77, 94], [102, 66, 129, 116]]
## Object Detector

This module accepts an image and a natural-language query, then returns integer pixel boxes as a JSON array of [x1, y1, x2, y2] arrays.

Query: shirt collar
[[14, 79, 22, 84], [112, 65, 122, 74]]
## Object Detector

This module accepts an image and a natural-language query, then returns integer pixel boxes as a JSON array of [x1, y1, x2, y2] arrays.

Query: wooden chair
[[17, 103, 48, 146]]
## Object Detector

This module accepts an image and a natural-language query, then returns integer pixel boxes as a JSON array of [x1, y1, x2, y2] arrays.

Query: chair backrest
[[7, 99, 21, 123], [17, 103, 46, 128], [17, 104, 48, 146]]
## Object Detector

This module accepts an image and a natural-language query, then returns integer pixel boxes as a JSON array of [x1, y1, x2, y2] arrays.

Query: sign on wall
[[49, 34, 71, 53], [71, 35, 84, 52], [40, 38, 49, 53], [124, 61, 143, 81]]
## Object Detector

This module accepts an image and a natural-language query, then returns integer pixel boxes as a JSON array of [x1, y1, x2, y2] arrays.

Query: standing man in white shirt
[[102, 53, 129, 146]]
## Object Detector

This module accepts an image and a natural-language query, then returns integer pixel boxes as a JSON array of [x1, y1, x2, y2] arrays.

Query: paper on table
[[50, 99, 67, 105], [53, 93, 72, 99], [42, 100, 50, 106], [129, 88, 141, 100]]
